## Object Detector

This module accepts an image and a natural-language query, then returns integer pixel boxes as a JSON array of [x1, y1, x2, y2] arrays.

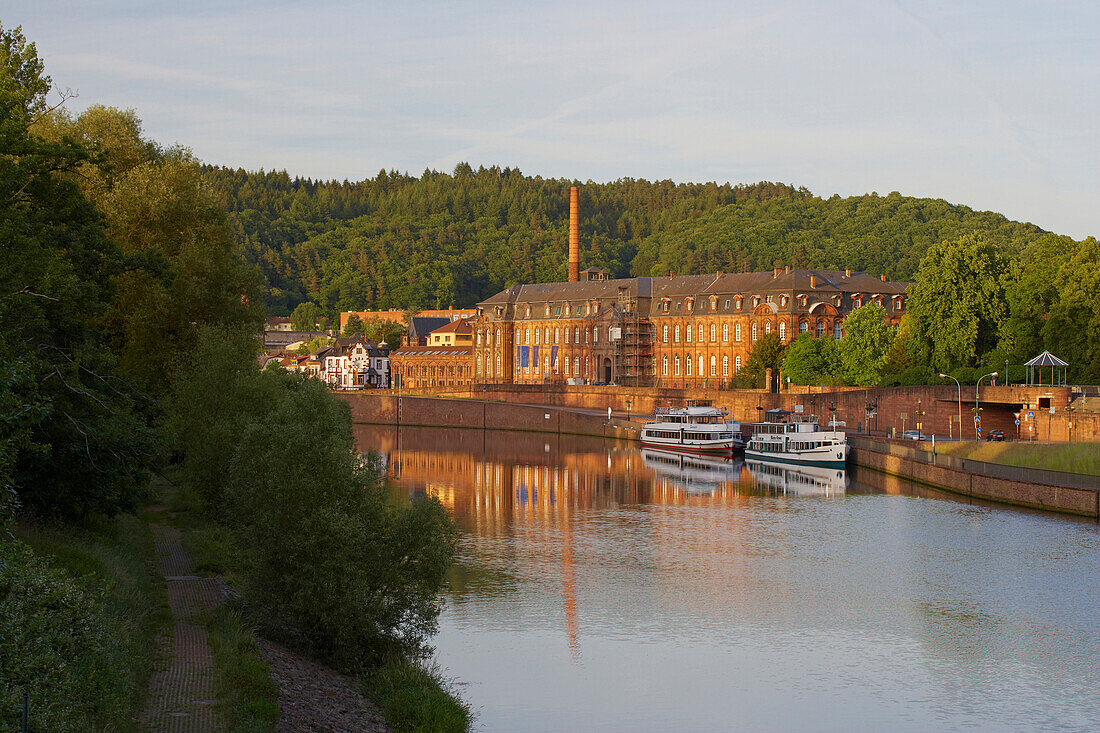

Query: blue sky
[[9, 0, 1099, 238]]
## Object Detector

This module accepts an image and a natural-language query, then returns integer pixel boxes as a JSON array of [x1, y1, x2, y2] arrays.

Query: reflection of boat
[[745, 459, 848, 496], [745, 409, 847, 466], [642, 448, 742, 494], [641, 401, 743, 456]]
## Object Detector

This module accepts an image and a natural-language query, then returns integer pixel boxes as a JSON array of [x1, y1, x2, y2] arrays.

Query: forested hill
[[202, 164, 1047, 316]]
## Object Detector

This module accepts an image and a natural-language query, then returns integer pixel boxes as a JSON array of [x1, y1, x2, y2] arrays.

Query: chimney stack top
[[880, 273, 887, 282], [845, 268, 851, 277]]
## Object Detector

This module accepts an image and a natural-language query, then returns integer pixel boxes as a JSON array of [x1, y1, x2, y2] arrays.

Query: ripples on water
[[356, 426, 1100, 732]]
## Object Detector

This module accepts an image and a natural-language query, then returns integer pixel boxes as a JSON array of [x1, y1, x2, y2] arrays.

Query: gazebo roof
[[1024, 350, 1068, 367]]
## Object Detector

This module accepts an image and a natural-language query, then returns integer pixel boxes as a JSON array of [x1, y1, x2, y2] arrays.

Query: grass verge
[[4, 514, 169, 731], [935, 441, 1100, 474], [206, 603, 281, 732], [360, 658, 471, 733]]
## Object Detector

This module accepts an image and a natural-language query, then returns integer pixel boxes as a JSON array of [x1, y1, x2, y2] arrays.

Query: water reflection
[[355, 425, 1100, 733]]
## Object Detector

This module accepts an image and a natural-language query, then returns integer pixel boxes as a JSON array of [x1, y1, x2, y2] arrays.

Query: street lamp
[[938, 373, 962, 441], [975, 371, 998, 440]]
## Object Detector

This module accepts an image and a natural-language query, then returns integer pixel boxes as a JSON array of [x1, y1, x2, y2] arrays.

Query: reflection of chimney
[[568, 186, 580, 282]]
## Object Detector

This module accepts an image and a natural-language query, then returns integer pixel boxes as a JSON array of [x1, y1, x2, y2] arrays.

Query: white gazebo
[[1024, 351, 1068, 386]]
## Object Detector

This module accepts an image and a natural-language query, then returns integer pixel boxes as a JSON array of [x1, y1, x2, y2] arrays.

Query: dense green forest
[[203, 165, 1048, 316]]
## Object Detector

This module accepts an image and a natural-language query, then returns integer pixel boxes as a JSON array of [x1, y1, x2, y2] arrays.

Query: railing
[[847, 435, 1100, 491]]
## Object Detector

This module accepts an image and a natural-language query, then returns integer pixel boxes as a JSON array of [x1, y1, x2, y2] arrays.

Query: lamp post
[[975, 371, 998, 440], [939, 373, 962, 441]]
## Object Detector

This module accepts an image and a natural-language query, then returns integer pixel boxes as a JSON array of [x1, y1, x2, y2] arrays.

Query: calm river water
[[354, 425, 1100, 732]]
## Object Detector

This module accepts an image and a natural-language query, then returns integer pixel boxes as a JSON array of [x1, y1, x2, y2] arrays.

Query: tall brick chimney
[[568, 186, 580, 282]]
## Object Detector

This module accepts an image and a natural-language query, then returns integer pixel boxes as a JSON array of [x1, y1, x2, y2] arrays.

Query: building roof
[[390, 345, 472, 357], [1025, 350, 1068, 367], [408, 316, 452, 340], [428, 318, 472, 335], [262, 330, 330, 346]]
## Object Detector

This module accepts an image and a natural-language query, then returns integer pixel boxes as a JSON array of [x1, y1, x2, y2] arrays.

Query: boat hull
[[640, 439, 739, 456], [744, 446, 848, 467]]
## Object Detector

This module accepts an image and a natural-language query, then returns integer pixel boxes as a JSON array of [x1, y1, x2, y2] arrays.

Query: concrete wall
[[849, 437, 1099, 519], [338, 392, 638, 441]]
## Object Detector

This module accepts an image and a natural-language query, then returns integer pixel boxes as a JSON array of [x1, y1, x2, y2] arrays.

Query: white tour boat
[[640, 402, 743, 456], [745, 409, 848, 467]]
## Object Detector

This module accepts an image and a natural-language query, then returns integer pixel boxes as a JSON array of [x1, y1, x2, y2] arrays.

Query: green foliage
[[361, 658, 471, 733], [290, 301, 322, 331], [907, 233, 1010, 372], [170, 328, 458, 673], [781, 332, 840, 385], [206, 605, 280, 733], [1, 23, 158, 518], [838, 303, 894, 386], [1, 516, 164, 732], [342, 312, 365, 336], [742, 333, 785, 386]]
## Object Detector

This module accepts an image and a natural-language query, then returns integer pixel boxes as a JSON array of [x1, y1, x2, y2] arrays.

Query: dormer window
[[752, 296, 760, 308], [766, 295, 774, 304], [565, 304, 571, 316], [685, 297, 694, 311], [733, 296, 741, 311], [780, 296, 788, 307], [525, 306, 531, 318], [709, 295, 718, 312], [833, 296, 841, 307], [854, 297, 863, 308], [799, 294, 807, 307]]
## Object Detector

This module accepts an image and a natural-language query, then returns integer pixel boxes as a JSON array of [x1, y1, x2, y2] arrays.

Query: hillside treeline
[[203, 165, 1048, 316]]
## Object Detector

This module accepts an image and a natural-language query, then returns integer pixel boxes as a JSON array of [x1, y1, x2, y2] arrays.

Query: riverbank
[[848, 436, 1100, 519], [934, 441, 1100, 475]]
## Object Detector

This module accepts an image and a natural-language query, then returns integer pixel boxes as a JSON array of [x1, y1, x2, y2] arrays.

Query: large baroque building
[[472, 265, 907, 388]]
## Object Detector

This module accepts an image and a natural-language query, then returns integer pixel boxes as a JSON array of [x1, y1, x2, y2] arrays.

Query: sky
[[8, 0, 1099, 239]]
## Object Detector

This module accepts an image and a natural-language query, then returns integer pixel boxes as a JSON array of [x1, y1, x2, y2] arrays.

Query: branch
[[12, 286, 58, 301]]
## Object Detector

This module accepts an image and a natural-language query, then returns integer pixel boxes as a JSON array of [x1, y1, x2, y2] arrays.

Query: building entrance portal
[[603, 357, 613, 384]]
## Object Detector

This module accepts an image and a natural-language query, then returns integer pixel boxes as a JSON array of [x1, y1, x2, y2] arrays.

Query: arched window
[[663, 325, 669, 343], [710, 355, 717, 377], [686, 356, 692, 376], [663, 356, 669, 376], [800, 321, 808, 333], [751, 323, 758, 341], [575, 327, 580, 343], [752, 296, 760, 308], [608, 326, 614, 342], [495, 354, 501, 375], [554, 328, 560, 344], [779, 321, 786, 340], [535, 329, 540, 345], [565, 328, 570, 344], [765, 322, 772, 335], [735, 323, 742, 342], [525, 306, 531, 318], [674, 355, 681, 376], [574, 356, 580, 375], [592, 327, 598, 343], [496, 327, 501, 343], [710, 323, 716, 342], [545, 304, 550, 316], [476, 355, 482, 374], [564, 357, 569, 375], [722, 323, 729, 341], [698, 355, 704, 376], [525, 329, 530, 344], [834, 323, 842, 339], [817, 321, 825, 338], [545, 327, 550, 344], [674, 325, 681, 343], [722, 355, 729, 377], [477, 331, 482, 346], [735, 355, 742, 372], [686, 325, 692, 343]]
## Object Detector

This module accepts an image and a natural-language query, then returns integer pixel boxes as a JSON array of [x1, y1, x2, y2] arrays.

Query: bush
[[0, 527, 160, 732]]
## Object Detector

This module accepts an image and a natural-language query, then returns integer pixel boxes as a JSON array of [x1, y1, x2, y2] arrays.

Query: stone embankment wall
[[379, 384, 1077, 440], [338, 393, 639, 441], [848, 436, 1100, 519]]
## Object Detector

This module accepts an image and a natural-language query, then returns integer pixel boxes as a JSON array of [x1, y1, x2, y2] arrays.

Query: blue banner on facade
[[551, 345, 558, 368], [519, 345, 529, 368], [533, 346, 539, 369]]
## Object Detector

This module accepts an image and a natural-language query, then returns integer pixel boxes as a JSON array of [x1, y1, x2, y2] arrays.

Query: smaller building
[[406, 316, 452, 346], [427, 317, 473, 347], [321, 335, 391, 390], [265, 316, 293, 332], [390, 346, 473, 390]]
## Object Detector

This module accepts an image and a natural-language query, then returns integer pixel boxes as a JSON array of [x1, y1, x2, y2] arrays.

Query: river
[[354, 425, 1100, 732]]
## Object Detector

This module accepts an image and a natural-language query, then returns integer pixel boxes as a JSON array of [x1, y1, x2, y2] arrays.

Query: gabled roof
[[1024, 350, 1068, 367], [428, 317, 472, 335]]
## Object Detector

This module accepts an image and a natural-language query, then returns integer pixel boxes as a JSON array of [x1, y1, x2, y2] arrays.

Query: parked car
[[902, 430, 929, 441], [986, 429, 1007, 442]]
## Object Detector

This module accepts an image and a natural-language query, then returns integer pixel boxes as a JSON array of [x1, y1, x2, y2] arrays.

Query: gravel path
[[258, 638, 392, 733], [142, 525, 223, 732]]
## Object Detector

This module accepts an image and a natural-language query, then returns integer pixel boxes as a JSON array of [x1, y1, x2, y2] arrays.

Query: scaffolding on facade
[[613, 291, 654, 387]]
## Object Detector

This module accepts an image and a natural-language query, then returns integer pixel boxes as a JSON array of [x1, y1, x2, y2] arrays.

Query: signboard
[[974, 415, 981, 424], [793, 405, 804, 414], [1015, 419, 1021, 426], [1028, 411, 1034, 419], [609, 327, 622, 341], [1049, 406, 1056, 415]]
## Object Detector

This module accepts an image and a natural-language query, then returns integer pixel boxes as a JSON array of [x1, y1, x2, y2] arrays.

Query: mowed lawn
[[935, 441, 1100, 476]]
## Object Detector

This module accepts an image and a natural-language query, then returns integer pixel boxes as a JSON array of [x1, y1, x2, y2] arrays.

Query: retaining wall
[[337, 392, 639, 441], [848, 436, 1100, 519]]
